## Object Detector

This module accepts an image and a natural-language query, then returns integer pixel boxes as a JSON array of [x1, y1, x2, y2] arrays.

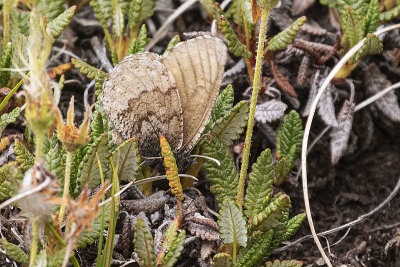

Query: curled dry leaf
[[120, 190, 170, 214], [303, 70, 319, 117], [292, 0, 315, 15], [364, 63, 400, 122], [255, 100, 288, 123], [318, 81, 338, 127], [330, 100, 355, 165], [187, 222, 220, 241], [296, 56, 310, 86]]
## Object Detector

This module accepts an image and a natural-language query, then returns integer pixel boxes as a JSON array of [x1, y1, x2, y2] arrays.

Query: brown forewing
[[103, 53, 184, 156]]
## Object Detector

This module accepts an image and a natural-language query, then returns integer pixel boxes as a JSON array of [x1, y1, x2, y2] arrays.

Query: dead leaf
[[330, 100, 355, 165], [292, 0, 315, 15], [364, 63, 400, 122], [255, 99, 287, 123]]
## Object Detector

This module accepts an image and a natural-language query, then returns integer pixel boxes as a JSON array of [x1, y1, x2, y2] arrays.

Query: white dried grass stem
[[146, 0, 199, 50], [301, 23, 400, 267], [355, 81, 400, 112]]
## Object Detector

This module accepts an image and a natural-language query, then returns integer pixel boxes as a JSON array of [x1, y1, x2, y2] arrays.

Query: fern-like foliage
[[213, 253, 233, 267], [244, 149, 274, 220], [160, 136, 183, 201], [157, 219, 180, 264], [37, 0, 67, 21], [220, 17, 252, 58], [1, 238, 29, 264], [112, 138, 139, 182], [162, 35, 181, 56], [0, 42, 12, 88], [47, 248, 67, 267], [0, 107, 20, 137], [128, 24, 148, 55], [78, 133, 110, 189], [353, 33, 383, 62], [71, 58, 107, 91], [46, 5, 76, 40], [267, 16, 307, 52], [202, 137, 239, 203], [274, 145, 296, 186], [276, 110, 303, 160], [90, 0, 114, 32], [362, 0, 379, 35], [218, 199, 247, 247], [0, 163, 20, 201], [78, 202, 111, 248], [14, 140, 34, 172], [211, 100, 249, 146], [134, 217, 156, 267], [251, 193, 292, 231], [236, 230, 274, 267], [128, 0, 156, 34], [380, 4, 400, 22], [342, 7, 364, 49], [161, 230, 186, 267], [211, 85, 235, 122], [44, 142, 65, 187]]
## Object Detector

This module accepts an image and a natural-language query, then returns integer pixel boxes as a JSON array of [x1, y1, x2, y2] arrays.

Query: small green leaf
[[211, 85, 235, 123], [90, 110, 105, 141], [47, 248, 67, 267], [0, 163, 20, 201], [113, 138, 139, 181], [161, 230, 186, 267], [134, 218, 156, 267], [284, 213, 306, 241], [353, 33, 383, 63], [0, 42, 13, 88], [78, 133, 111, 188], [0, 107, 20, 137], [244, 149, 274, 220], [14, 140, 34, 172], [220, 17, 252, 58], [362, 0, 379, 35], [46, 6, 76, 40], [72, 58, 107, 91], [78, 202, 111, 248], [44, 143, 65, 188], [236, 229, 274, 267], [276, 110, 303, 160], [1, 238, 29, 264], [213, 253, 233, 267], [267, 16, 306, 51], [379, 4, 400, 23], [265, 260, 303, 267], [128, 0, 156, 33], [274, 145, 296, 186], [342, 8, 364, 48], [162, 35, 181, 56], [91, 0, 113, 30], [112, 0, 124, 37], [211, 100, 249, 146], [251, 194, 291, 231], [218, 199, 247, 247], [203, 137, 239, 203], [37, 0, 67, 20], [128, 24, 148, 55]]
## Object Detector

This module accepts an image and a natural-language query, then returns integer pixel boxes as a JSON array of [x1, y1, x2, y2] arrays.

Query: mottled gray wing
[[161, 36, 227, 152], [102, 53, 184, 156]]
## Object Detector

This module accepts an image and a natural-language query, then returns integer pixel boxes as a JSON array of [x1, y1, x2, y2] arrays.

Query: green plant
[[320, 0, 400, 77]]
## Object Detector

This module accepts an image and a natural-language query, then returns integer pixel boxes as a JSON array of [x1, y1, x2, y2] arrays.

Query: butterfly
[[102, 35, 227, 157]]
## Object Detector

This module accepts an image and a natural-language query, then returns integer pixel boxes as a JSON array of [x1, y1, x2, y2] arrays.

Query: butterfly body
[[103, 36, 227, 157]]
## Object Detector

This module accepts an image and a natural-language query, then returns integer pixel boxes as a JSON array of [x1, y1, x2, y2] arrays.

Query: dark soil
[[2, 0, 400, 266]]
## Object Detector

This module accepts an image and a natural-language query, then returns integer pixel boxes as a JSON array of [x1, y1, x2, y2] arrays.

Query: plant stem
[[46, 224, 80, 267], [0, 76, 25, 113], [59, 150, 73, 224], [35, 133, 44, 162], [29, 220, 38, 267], [236, 8, 269, 208]]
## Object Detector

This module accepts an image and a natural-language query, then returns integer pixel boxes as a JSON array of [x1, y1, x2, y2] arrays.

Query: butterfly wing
[[161, 36, 227, 152], [103, 53, 184, 156]]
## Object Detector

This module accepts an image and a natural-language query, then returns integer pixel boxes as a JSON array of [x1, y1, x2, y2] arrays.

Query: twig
[[300, 23, 400, 267], [275, 174, 400, 253], [146, 0, 199, 50], [355, 81, 400, 112]]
